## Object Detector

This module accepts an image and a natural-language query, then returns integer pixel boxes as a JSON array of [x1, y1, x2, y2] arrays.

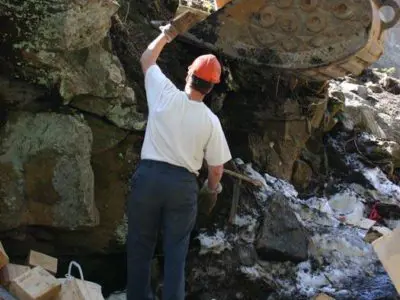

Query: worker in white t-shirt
[[126, 16, 232, 300]]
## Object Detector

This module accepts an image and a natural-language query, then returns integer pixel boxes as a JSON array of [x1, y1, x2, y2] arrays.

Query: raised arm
[[139, 24, 181, 110], [141, 11, 203, 74], [140, 33, 169, 75]]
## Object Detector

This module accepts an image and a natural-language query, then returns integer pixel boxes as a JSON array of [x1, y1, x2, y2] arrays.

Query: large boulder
[[0, 112, 98, 230], [0, 0, 124, 103], [0, 115, 141, 256], [256, 193, 310, 262], [55, 42, 126, 102], [54, 122, 141, 254]]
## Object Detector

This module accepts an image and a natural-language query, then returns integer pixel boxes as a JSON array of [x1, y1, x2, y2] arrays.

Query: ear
[[186, 73, 193, 86]]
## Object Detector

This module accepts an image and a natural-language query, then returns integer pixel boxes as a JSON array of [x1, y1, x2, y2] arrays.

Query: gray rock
[[0, 112, 98, 230], [338, 79, 400, 145], [106, 87, 147, 131], [256, 193, 310, 262], [0, 0, 119, 52], [54, 134, 140, 253], [70, 95, 111, 117], [71, 86, 147, 131], [235, 244, 258, 267], [342, 91, 386, 139], [365, 82, 384, 94], [343, 76, 359, 84], [0, 0, 123, 102], [84, 115, 129, 153], [340, 82, 369, 99], [291, 160, 313, 190], [379, 75, 400, 95], [387, 143, 400, 168], [328, 84, 346, 103], [58, 42, 126, 102]]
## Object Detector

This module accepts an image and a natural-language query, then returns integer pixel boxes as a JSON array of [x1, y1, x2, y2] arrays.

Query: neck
[[184, 85, 204, 102]]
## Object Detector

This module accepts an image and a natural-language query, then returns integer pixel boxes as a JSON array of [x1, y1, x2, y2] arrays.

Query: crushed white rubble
[[193, 156, 399, 298], [197, 230, 232, 255]]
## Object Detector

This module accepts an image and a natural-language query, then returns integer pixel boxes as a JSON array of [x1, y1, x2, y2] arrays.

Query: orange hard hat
[[188, 54, 222, 84]]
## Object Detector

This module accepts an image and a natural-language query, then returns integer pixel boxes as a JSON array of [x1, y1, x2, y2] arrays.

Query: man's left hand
[[159, 11, 201, 43], [198, 180, 222, 215]]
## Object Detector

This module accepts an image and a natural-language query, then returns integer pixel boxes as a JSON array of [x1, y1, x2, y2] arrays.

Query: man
[[127, 14, 232, 300]]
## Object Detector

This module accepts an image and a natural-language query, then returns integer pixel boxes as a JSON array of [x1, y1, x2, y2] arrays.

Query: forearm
[[207, 165, 224, 190], [140, 33, 168, 73]]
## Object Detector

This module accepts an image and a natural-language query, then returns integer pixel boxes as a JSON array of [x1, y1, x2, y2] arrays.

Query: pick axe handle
[[229, 178, 242, 224], [223, 169, 263, 187]]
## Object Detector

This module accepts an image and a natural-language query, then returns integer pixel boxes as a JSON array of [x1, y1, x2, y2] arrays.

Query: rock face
[[336, 71, 400, 145], [0, 112, 98, 230], [0, 0, 124, 102], [70, 87, 146, 131], [55, 130, 140, 254], [228, 89, 327, 181], [256, 193, 310, 262], [0, 0, 146, 257]]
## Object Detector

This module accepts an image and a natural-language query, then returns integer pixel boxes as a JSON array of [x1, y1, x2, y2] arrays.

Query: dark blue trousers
[[127, 160, 198, 300]]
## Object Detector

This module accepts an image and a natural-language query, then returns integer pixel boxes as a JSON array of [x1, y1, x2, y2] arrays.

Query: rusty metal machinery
[[172, 0, 400, 81]]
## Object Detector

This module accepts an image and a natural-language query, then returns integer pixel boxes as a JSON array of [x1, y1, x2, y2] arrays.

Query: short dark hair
[[189, 75, 214, 95]]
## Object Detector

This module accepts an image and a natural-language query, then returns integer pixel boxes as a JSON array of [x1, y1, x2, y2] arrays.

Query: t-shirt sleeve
[[144, 64, 180, 110], [204, 117, 232, 166]]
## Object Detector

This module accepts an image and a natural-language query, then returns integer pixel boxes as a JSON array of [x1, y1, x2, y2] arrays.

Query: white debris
[[292, 231, 378, 297], [326, 189, 375, 229], [233, 159, 298, 200], [240, 266, 261, 280], [328, 190, 363, 216], [328, 134, 400, 205], [234, 214, 257, 232], [306, 197, 334, 215], [197, 230, 232, 255], [235, 160, 272, 202], [296, 261, 330, 296], [264, 173, 298, 198], [362, 167, 400, 202]]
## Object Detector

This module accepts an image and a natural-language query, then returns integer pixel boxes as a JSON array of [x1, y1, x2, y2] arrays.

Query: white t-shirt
[[141, 64, 232, 175]]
